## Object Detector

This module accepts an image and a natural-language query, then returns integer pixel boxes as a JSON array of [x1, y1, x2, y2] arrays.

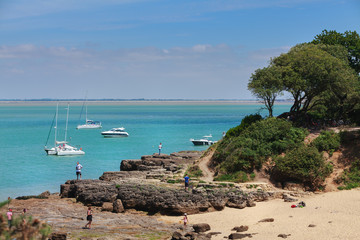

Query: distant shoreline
[[0, 100, 293, 106]]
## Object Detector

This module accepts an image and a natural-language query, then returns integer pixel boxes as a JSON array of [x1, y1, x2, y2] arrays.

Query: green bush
[[213, 118, 309, 173], [311, 130, 340, 154], [337, 159, 360, 190], [272, 145, 332, 189], [185, 165, 203, 178], [226, 114, 263, 137]]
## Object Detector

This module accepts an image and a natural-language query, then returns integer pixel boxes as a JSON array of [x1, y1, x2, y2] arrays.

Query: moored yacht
[[45, 103, 85, 156], [190, 135, 216, 146], [101, 127, 129, 137], [55, 141, 85, 156]]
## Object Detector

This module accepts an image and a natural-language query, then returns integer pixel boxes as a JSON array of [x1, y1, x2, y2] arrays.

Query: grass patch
[[0, 198, 11, 209], [337, 159, 360, 190], [184, 165, 203, 178]]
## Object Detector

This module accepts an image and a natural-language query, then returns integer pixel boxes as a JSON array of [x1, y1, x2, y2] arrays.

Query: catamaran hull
[[77, 124, 102, 129], [45, 147, 57, 155], [56, 150, 85, 156]]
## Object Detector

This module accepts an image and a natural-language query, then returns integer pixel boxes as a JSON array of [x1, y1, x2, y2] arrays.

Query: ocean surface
[[0, 102, 290, 200]]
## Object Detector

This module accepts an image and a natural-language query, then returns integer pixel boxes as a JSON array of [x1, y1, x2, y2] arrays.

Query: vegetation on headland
[[211, 29, 360, 191], [248, 29, 360, 126]]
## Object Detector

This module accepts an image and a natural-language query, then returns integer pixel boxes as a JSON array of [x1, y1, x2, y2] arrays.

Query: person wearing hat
[[6, 208, 13, 228], [183, 213, 188, 226]]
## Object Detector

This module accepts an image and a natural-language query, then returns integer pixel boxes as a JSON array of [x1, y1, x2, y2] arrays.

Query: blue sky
[[0, 0, 359, 100]]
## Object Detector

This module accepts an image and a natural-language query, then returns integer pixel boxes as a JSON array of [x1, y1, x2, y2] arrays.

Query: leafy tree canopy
[[312, 30, 360, 74], [272, 43, 358, 116], [248, 65, 283, 117]]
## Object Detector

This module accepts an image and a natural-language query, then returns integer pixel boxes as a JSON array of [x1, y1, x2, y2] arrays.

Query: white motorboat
[[77, 99, 102, 129], [45, 103, 85, 156], [101, 127, 129, 137], [190, 135, 216, 146]]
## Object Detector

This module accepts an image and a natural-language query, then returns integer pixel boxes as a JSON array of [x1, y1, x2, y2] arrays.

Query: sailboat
[[45, 103, 85, 156], [76, 99, 102, 129], [44, 103, 59, 155]]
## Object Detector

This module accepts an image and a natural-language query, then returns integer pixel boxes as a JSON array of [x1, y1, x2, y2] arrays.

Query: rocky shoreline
[[5, 151, 306, 239]]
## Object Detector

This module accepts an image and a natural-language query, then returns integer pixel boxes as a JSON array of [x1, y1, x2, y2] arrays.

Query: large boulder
[[113, 199, 125, 213], [192, 223, 211, 233]]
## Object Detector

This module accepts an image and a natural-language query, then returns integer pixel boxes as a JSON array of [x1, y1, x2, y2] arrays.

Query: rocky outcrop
[[60, 151, 277, 216], [61, 179, 273, 215], [120, 151, 202, 172]]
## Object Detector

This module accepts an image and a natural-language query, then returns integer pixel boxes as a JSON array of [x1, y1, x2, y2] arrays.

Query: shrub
[[0, 199, 11, 209], [337, 159, 360, 190], [185, 165, 203, 178], [272, 145, 332, 190], [212, 118, 309, 173], [311, 130, 340, 154], [226, 114, 263, 137], [0, 215, 51, 240]]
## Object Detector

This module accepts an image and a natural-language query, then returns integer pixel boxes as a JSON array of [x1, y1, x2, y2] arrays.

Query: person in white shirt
[[158, 143, 162, 155], [76, 162, 83, 180]]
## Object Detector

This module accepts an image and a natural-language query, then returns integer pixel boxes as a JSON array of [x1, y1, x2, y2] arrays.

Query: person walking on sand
[[183, 213, 188, 226], [76, 161, 83, 180], [184, 174, 190, 191], [158, 142, 162, 155], [85, 206, 93, 229], [6, 208, 12, 229]]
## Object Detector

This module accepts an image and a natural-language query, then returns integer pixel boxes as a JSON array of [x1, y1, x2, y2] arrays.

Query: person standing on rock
[[6, 208, 12, 229], [158, 142, 162, 155], [76, 161, 83, 180], [184, 174, 190, 191], [85, 206, 93, 229]]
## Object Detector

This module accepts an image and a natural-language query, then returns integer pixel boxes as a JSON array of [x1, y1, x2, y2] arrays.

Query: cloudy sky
[[0, 0, 359, 100]]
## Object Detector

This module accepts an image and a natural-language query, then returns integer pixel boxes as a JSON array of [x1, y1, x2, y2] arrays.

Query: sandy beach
[[159, 189, 360, 240]]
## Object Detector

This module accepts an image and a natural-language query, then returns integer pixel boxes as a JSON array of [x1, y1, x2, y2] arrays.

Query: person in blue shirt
[[184, 174, 190, 191]]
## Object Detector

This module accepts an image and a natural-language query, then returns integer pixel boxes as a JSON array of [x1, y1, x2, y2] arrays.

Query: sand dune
[[159, 189, 360, 240]]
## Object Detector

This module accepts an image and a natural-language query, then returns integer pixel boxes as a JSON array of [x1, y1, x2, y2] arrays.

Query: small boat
[[101, 127, 129, 137], [77, 99, 102, 129], [190, 135, 216, 146]]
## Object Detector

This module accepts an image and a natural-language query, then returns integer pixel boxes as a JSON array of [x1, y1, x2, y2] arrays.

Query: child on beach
[[183, 213, 188, 226]]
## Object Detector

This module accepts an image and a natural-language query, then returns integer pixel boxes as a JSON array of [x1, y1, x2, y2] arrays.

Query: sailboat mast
[[65, 103, 69, 142], [55, 103, 58, 146], [85, 103, 88, 122]]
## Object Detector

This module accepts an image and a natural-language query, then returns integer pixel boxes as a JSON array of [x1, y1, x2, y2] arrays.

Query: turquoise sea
[[0, 102, 290, 200]]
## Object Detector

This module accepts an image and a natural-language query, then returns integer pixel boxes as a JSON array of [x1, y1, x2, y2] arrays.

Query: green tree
[[272, 44, 358, 117], [248, 65, 283, 117], [312, 30, 360, 74]]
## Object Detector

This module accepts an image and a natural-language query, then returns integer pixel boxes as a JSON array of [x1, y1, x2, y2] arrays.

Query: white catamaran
[[45, 103, 85, 156]]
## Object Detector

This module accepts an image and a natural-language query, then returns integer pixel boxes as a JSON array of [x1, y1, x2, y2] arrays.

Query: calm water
[[0, 103, 290, 200]]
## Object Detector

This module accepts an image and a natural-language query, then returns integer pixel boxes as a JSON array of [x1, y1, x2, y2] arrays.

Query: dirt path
[[198, 150, 215, 182]]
